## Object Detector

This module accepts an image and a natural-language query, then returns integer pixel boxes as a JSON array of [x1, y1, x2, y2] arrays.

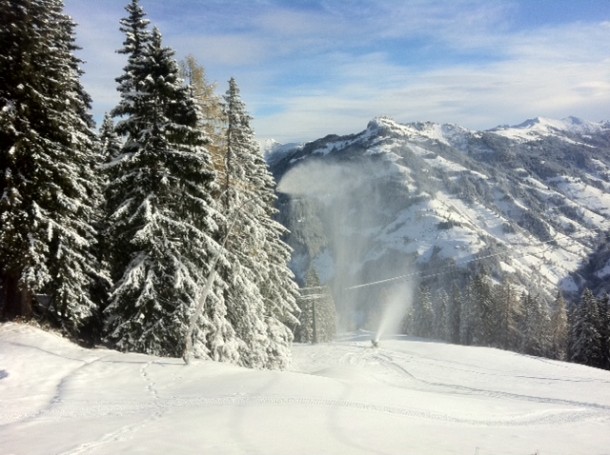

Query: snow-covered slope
[[490, 116, 608, 143], [2, 322, 610, 455], [258, 138, 302, 165], [271, 116, 610, 311]]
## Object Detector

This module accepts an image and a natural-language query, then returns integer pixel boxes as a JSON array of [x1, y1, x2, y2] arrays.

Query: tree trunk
[[0, 271, 33, 320]]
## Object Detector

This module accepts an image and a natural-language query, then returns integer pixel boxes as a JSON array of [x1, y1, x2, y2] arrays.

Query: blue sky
[[64, 0, 610, 143]]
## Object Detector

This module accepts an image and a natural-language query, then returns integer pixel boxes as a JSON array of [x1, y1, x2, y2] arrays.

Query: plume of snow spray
[[374, 283, 413, 344], [278, 162, 369, 330], [278, 160, 417, 334]]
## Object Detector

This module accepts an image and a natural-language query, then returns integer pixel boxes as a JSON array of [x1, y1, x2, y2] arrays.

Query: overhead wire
[[297, 132, 610, 293], [344, 229, 603, 291]]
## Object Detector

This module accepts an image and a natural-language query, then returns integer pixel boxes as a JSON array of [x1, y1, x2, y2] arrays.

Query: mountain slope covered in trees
[[271, 116, 610, 364]]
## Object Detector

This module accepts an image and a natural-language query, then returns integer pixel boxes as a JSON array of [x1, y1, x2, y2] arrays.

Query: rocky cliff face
[[269, 117, 610, 323]]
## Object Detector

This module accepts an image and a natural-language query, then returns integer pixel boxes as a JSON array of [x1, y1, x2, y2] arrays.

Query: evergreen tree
[[469, 274, 494, 346], [596, 295, 610, 369], [222, 77, 299, 368], [492, 281, 522, 350], [104, 22, 236, 359], [432, 289, 449, 340], [520, 291, 551, 356], [447, 283, 462, 343], [411, 286, 434, 338], [98, 113, 122, 164], [549, 291, 569, 360], [0, 0, 103, 337], [114, 0, 150, 112], [569, 289, 603, 367], [316, 283, 337, 342], [459, 282, 476, 345], [94, 113, 121, 292], [295, 268, 335, 343], [295, 290, 315, 343]]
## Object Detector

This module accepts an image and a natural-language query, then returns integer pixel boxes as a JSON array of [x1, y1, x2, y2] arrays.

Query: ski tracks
[[57, 361, 166, 455], [1, 354, 170, 455], [371, 351, 610, 426], [0, 353, 111, 426]]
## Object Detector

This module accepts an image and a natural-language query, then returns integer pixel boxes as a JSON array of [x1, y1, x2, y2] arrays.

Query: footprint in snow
[[0, 369, 8, 380]]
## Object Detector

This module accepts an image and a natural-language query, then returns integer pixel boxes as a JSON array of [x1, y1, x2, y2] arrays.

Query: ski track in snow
[[372, 351, 610, 416], [0, 341, 112, 426], [51, 361, 168, 455], [5, 343, 607, 431], [3, 328, 610, 455], [298, 343, 610, 426], [28, 392, 607, 430]]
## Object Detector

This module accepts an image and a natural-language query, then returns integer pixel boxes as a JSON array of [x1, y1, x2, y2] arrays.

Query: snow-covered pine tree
[[315, 281, 337, 343], [0, 0, 103, 338], [549, 291, 569, 360], [222, 77, 299, 368], [492, 281, 522, 350], [447, 283, 462, 344], [98, 114, 122, 164], [104, 22, 237, 359], [520, 291, 551, 357], [569, 289, 603, 367], [92, 114, 122, 319], [114, 0, 150, 112], [295, 268, 335, 343], [432, 289, 449, 340], [102, 0, 150, 286], [411, 286, 434, 338], [596, 295, 610, 369], [459, 281, 475, 345], [295, 274, 316, 343], [469, 273, 494, 346]]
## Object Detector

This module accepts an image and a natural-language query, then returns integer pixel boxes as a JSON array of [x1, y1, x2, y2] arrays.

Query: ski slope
[[1, 323, 610, 455]]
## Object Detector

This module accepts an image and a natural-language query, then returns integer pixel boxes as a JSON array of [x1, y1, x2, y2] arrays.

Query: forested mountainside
[[269, 116, 610, 327]]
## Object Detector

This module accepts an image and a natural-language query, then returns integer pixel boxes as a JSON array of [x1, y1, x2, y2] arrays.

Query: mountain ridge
[[270, 116, 610, 321]]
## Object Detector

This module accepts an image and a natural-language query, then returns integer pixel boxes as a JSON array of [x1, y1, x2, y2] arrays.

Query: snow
[[367, 117, 473, 148], [408, 144, 470, 173], [596, 260, 610, 279], [259, 139, 302, 164], [2, 323, 610, 455], [549, 176, 610, 220], [489, 116, 606, 143]]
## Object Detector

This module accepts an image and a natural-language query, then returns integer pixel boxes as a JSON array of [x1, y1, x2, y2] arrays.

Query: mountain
[[269, 116, 610, 325], [258, 138, 302, 165]]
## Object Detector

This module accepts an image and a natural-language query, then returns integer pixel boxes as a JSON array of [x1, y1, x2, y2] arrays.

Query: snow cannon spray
[[374, 284, 413, 343]]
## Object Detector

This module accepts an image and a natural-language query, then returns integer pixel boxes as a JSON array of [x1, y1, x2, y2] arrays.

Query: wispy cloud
[[64, 0, 610, 142]]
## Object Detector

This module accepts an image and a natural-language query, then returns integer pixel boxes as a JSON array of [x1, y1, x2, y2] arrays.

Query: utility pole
[[300, 286, 325, 344], [312, 297, 318, 344]]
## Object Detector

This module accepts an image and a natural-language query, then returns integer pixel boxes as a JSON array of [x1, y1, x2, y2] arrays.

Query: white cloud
[[63, 0, 610, 141], [248, 16, 610, 142]]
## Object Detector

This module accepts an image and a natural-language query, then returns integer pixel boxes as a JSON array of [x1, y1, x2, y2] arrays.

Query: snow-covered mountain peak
[[258, 138, 281, 155], [365, 117, 470, 146], [489, 116, 607, 142], [259, 138, 303, 165]]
